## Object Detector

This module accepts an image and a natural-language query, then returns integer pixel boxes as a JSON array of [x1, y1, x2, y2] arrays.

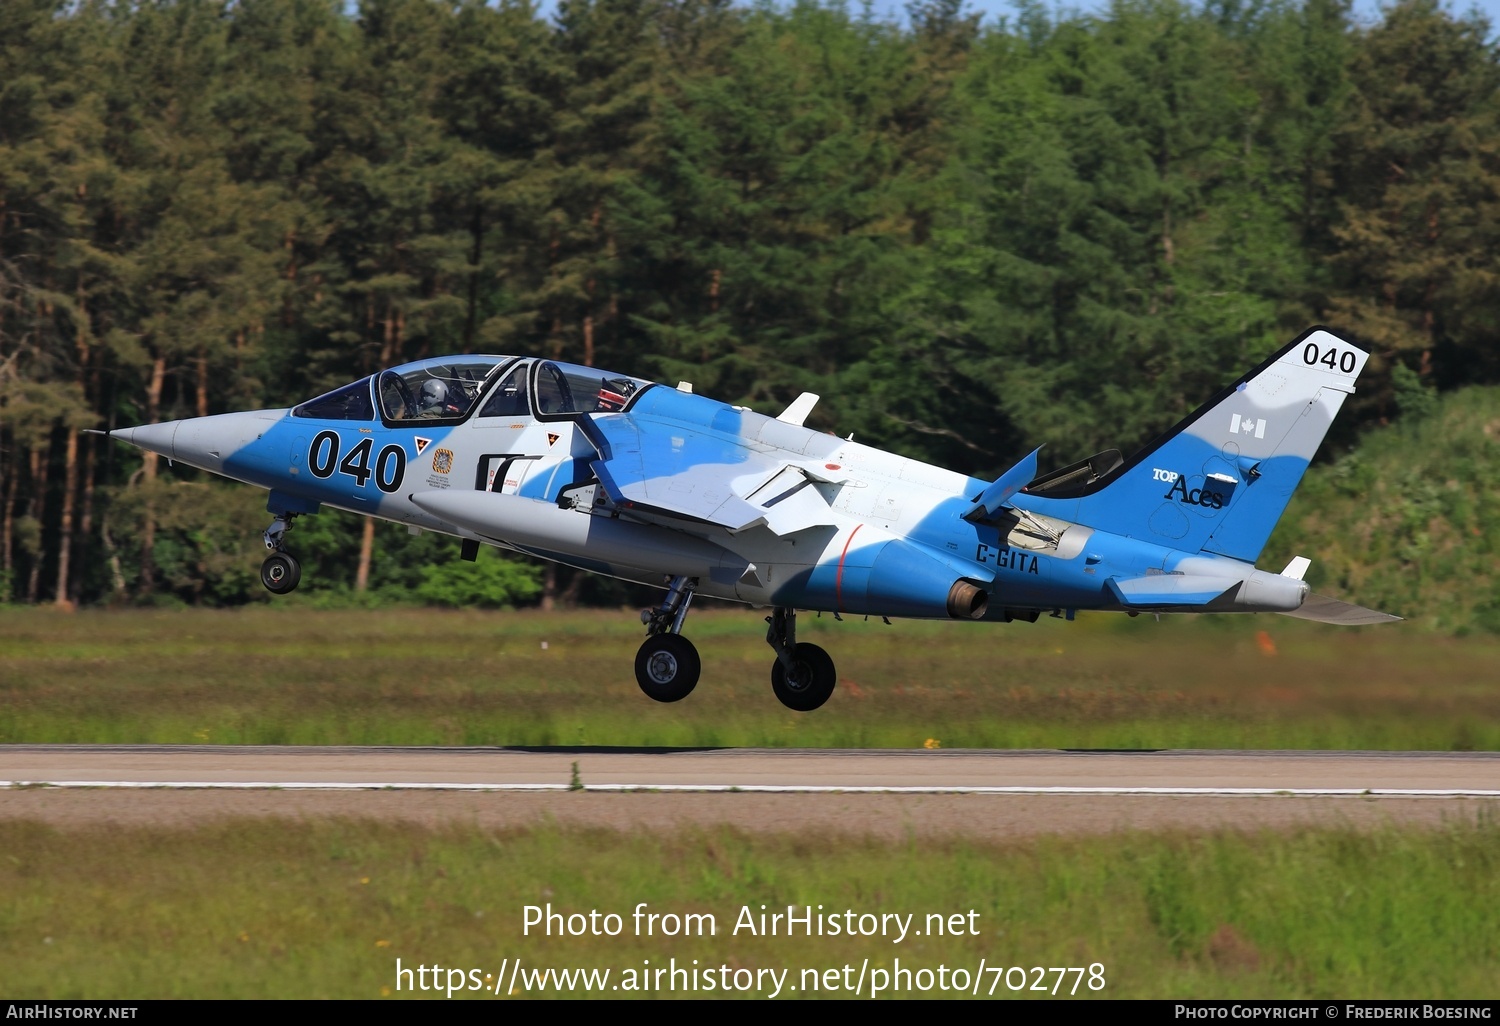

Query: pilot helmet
[[419, 378, 448, 410]]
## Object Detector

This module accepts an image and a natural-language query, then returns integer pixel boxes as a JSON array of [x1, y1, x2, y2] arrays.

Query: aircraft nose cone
[[172, 411, 278, 471], [110, 421, 180, 459], [112, 411, 278, 471]]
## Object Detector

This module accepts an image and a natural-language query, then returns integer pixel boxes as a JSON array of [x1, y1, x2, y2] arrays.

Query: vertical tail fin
[[1021, 327, 1369, 564]]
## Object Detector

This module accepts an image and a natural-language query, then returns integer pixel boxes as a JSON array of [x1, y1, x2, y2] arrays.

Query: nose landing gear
[[259, 514, 302, 594], [635, 576, 700, 702]]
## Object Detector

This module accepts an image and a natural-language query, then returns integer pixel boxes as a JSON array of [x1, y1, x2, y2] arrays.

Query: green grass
[[2, 817, 1496, 998], [1, 605, 1497, 749]]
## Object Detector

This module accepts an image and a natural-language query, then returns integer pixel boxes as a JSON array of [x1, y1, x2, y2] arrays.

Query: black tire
[[771, 642, 837, 712], [260, 552, 302, 595], [634, 634, 700, 703]]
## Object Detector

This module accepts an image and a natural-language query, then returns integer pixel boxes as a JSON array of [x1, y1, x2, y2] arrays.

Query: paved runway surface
[[4, 746, 1496, 838], [4, 745, 1499, 794]]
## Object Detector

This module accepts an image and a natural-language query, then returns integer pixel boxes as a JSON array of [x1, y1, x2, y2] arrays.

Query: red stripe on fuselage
[[834, 523, 864, 613]]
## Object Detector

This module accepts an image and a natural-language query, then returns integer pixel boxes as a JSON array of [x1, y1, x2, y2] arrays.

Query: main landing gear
[[765, 607, 837, 712], [635, 575, 700, 702], [633, 585, 840, 714], [259, 514, 302, 595], [634, 583, 838, 711]]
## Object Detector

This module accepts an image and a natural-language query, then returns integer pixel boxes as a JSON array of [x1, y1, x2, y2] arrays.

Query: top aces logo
[[1154, 468, 1236, 510]]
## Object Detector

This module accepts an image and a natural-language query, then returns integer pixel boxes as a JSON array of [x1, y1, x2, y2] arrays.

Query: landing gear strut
[[259, 514, 302, 595], [766, 607, 836, 712], [634, 575, 700, 702]]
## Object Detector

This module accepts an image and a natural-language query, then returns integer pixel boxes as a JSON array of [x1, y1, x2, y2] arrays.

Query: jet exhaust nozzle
[[946, 580, 989, 620]]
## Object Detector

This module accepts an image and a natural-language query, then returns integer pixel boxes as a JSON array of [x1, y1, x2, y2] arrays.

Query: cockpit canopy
[[525, 361, 650, 419], [291, 356, 653, 424], [376, 357, 505, 422]]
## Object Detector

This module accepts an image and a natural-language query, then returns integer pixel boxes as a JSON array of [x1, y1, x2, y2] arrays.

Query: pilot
[[415, 379, 463, 419]]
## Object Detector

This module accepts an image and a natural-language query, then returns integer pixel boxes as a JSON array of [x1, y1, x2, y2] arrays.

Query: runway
[[0, 746, 1496, 839], [4, 745, 1499, 794]]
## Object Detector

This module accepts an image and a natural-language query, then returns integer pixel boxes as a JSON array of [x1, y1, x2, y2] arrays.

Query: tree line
[[1, 0, 1495, 608]]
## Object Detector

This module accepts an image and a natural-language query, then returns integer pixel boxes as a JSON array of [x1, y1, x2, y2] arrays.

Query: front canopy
[[292, 356, 514, 423], [376, 356, 514, 423]]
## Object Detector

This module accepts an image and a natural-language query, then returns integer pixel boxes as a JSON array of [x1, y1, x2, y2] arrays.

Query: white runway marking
[[6, 779, 1500, 797]]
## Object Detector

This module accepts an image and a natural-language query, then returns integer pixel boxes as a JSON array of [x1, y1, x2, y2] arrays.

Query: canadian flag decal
[[1229, 414, 1267, 439]]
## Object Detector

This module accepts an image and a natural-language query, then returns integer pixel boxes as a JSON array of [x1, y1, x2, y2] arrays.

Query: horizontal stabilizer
[[967, 447, 1042, 522], [1278, 593, 1402, 625], [1106, 574, 1240, 609]]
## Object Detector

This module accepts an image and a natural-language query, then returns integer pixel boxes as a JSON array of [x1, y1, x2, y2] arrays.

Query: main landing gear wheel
[[771, 642, 836, 712], [260, 552, 302, 594], [635, 634, 700, 703]]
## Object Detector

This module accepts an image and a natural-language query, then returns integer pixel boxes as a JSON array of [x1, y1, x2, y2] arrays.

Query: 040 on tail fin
[[1025, 327, 1368, 564]]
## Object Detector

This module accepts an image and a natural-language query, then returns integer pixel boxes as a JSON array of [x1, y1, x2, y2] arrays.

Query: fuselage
[[113, 352, 1306, 622]]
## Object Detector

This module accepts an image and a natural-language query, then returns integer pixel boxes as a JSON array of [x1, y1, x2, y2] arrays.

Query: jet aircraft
[[111, 326, 1397, 711]]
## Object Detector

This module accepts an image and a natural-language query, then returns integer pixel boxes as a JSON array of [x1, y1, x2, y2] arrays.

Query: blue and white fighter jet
[[111, 326, 1397, 711]]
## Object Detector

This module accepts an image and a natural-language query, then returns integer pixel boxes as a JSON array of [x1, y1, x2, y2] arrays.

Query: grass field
[[2, 817, 1496, 999], [1, 605, 1496, 750], [4, 606, 1496, 1000]]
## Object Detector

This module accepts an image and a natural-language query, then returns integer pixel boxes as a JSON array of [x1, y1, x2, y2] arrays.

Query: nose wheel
[[260, 551, 302, 594], [260, 513, 301, 594]]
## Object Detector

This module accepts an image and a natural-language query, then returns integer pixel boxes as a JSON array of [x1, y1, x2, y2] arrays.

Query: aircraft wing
[[1277, 593, 1402, 625], [580, 408, 838, 536]]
